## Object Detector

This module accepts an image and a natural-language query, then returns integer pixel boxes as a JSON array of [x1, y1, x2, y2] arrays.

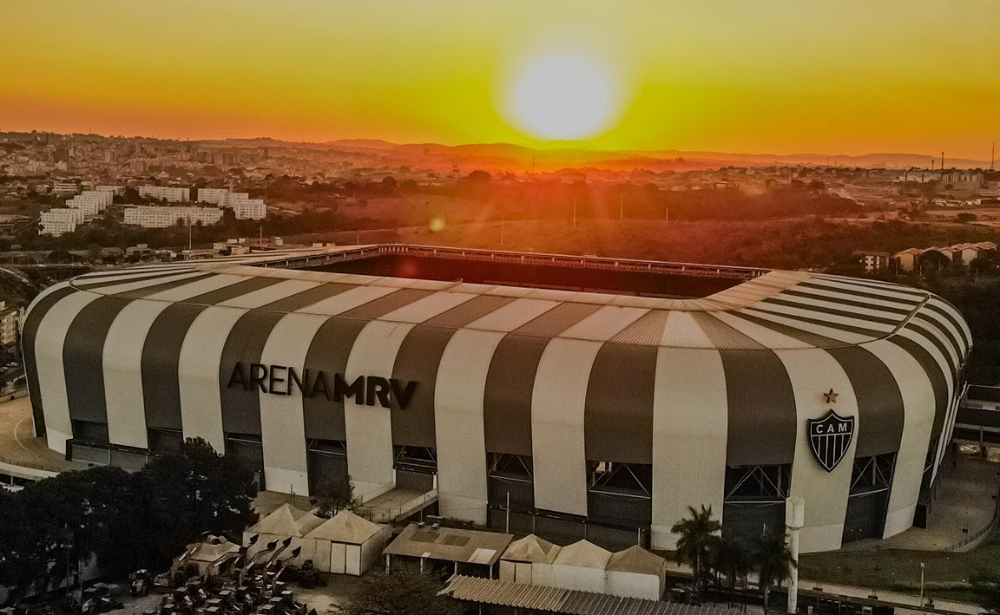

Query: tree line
[[0, 439, 256, 603]]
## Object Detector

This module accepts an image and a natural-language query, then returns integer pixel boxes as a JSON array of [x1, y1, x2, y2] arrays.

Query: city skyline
[[3, 0, 999, 159]]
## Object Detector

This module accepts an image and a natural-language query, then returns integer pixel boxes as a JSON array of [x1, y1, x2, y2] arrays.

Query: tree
[[671, 504, 721, 598], [342, 570, 463, 615], [971, 568, 1000, 615], [753, 530, 796, 615], [132, 438, 257, 567], [711, 534, 751, 600], [311, 476, 357, 518]]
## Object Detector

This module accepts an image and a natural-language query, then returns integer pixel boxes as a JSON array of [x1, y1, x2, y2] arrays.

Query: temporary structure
[[499, 534, 561, 585], [302, 510, 392, 575], [243, 503, 324, 560], [606, 545, 667, 600], [550, 540, 611, 593], [186, 535, 241, 575]]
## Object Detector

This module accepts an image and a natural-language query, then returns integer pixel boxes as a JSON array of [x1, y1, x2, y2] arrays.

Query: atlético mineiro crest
[[808, 410, 855, 472]]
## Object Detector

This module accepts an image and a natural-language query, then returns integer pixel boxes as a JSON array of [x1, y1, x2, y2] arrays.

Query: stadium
[[21, 244, 970, 553]]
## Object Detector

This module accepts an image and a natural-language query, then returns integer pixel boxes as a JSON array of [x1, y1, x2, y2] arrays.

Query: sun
[[504, 53, 620, 141]]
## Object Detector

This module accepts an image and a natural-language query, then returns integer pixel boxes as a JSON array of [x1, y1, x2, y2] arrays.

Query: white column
[[786, 496, 805, 614]]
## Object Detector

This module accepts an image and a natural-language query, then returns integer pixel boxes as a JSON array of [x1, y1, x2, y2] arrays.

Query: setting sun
[[504, 53, 620, 141]]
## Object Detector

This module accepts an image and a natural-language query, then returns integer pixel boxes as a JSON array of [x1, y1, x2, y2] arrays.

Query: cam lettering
[[811, 422, 851, 435], [227, 362, 417, 409]]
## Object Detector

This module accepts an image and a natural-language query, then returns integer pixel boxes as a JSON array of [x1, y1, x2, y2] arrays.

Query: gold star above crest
[[823, 389, 839, 404]]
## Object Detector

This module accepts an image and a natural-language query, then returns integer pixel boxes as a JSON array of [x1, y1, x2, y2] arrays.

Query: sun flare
[[504, 53, 620, 141]]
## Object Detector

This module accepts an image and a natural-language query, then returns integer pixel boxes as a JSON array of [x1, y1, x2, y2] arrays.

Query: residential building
[[123, 205, 223, 228], [138, 185, 189, 203], [38, 208, 85, 237], [852, 250, 891, 273], [51, 182, 77, 196], [66, 190, 113, 216], [95, 185, 124, 196], [0, 302, 20, 346], [231, 198, 267, 220]]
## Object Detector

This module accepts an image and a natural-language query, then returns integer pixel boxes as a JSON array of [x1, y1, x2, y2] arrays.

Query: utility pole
[[991, 143, 995, 171], [187, 212, 192, 251], [572, 199, 577, 228]]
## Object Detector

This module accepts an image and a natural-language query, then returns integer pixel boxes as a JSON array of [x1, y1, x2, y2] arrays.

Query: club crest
[[808, 410, 855, 472]]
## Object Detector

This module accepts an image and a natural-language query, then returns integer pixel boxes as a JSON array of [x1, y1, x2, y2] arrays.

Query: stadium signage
[[227, 362, 417, 410], [807, 410, 855, 472]]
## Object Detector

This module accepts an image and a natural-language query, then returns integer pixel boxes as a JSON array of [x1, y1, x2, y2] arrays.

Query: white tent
[[186, 535, 240, 575], [499, 534, 561, 585], [605, 545, 667, 600], [550, 540, 611, 593], [302, 510, 392, 575], [243, 503, 324, 561]]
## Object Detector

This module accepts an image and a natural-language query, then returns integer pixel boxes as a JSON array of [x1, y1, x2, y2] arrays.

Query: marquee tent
[[605, 545, 667, 600], [301, 510, 392, 575], [243, 503, 324, 559], [499, 534, 561, 586], [550, 540, 611, 593]]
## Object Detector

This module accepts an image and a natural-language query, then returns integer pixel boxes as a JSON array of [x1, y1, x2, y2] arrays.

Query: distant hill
[[325, 139, 400, 150]]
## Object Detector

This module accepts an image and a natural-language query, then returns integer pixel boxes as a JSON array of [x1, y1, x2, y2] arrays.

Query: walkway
[[0, 391, 88, 478]]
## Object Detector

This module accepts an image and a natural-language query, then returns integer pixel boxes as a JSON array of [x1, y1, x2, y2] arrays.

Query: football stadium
[[21, 244, 970, 553]]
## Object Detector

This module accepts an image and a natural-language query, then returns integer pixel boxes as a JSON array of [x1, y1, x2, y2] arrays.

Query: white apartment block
[[52, 182, 78, 196], [0, 302, 20, 346], [138, 185, 190, 203], [66, 190, 114, 216], [231, 198, 267, 220], [96, 185, 125, 196], [39, 208, 85, 237], [124, 206, 223, 228], [197, 188, 250, 208]]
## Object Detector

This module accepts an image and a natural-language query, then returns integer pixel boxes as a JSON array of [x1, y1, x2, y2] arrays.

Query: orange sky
[[2, 0, 999, 159]]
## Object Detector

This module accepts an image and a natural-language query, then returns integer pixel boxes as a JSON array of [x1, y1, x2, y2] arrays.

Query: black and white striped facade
[[22, 246, 970, 552]]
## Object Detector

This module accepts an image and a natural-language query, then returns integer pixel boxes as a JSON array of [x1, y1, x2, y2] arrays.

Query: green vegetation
[[671, 505, 795, 612], [798, 535, 1000, 603], [0, 438, 256, 602], [341, 570, 463, 615]]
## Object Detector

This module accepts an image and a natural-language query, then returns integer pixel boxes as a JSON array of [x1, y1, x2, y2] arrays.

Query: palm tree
[[671, 504, 722, 600], [753, 529, 797, 615], [714, 535, 751, 604]]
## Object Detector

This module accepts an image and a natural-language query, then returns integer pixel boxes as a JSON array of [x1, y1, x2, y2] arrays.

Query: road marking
[[14, 415, 32, 452]]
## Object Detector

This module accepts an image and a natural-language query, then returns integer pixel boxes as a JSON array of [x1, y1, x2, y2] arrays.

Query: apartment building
[[231, 198, 267, 220], [123, 206, 223, 228], [138, 185, 190, 203], [0, 302, 21, 346], [66, 190, 114, 216], [39, 208, 85, 237]]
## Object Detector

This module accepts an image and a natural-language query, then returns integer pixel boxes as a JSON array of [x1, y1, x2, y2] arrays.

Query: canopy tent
[[550, 540, 611, 593], [606, 545, 667, 600], [301, 510, 392, 575], [242, 503, 324, 562], [185, 535, 241, 575], [499, 534, 561, 585], [383, 523, 513, 577]]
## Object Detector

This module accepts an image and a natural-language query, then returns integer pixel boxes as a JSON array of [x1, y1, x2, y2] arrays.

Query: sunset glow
[[505, 54, 620, 140], [1, 0, 999, 157]]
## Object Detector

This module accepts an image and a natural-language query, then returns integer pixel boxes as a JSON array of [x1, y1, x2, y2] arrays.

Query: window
[[393, 445, 437, 473], [725, 465, 791, 503]]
